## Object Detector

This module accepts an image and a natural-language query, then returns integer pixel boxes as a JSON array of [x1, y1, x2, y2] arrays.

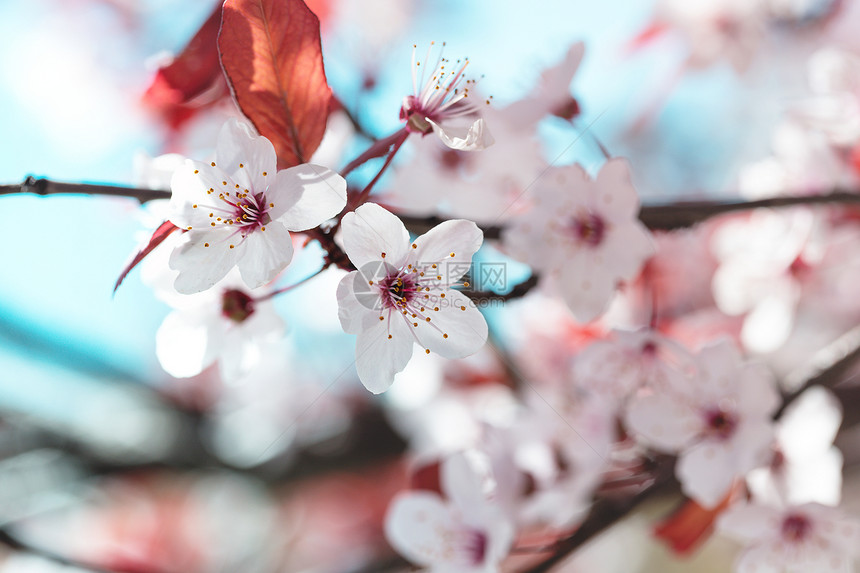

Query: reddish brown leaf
[[219, 0, 331, 168], [143, 2, 229, 130], [114, 221, 181, 293], [653, 483, 741, 554]]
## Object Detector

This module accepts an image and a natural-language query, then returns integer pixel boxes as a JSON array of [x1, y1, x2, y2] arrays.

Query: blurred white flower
[[385, 452, 514, 572], [503, 159, 654, 323], [625, 339, 779, 508], [747, 386, 843, 507], [718, 501, 860, 573]]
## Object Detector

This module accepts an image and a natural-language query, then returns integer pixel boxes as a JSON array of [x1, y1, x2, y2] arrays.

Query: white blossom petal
[[355, 319, 414, 394], [170, 230, 243, 294], [341, 203, 411, 269], [271, 164, 347, 230], [412, 219, 483, 283], [428, 117, 495, 151], [214, 118, 277, 192], [677, 441, 736, 508], [336, 271, 379, 335], [385, 492, 459, 568], [595, 158, 640, 222], [156, 308, 222, 377], [625, 393, 700, 452], [235, 221, 295, 288], [415, 297, 486, 359]]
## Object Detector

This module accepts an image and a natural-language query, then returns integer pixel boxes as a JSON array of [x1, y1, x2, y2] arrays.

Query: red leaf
[[114, 221, 181, 294], [653, 483, 740, 555], [143, 2, 229, 131], [219, 0, 332, 168]]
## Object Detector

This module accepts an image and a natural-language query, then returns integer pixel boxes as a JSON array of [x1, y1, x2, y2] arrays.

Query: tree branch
[[0, 176, 169, 203]]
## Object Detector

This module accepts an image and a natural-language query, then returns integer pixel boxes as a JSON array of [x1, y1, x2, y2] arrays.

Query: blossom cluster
[[10, 0, 860, 572]]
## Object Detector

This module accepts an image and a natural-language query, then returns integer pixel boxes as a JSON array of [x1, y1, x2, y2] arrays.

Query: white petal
[[336, 271, 381, 334], [271, 164, 347, 230], [156, 309, 222, 377], [235, 221, 295, 289], [170, 230, 242, 294], [779, 386, 842, 459], [428, 117, 494, 151], [214, 118, 276, 192], [412, 290, 487, 359], [736, 363, 780, 419], [717, 503, 781, 541], [341, 203, 410, 269], [735, 543, 783, 573], [440, 452, 489, 516], [677, 442, 736, 508], [355, 318, 414, 393], [412, 219, 484, 284], [168, 160, 234, 229], [595, 158, 640, 222], [624, 393, 700, 452], [741, 290, 798, 354], [783, 448, 843, 506], [384, 492, 457, 568], [558, 254, 617, 323]]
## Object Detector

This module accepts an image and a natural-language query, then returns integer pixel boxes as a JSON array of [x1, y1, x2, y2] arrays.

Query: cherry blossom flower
[[572, 328, 695, 406], [502, 159, 655, 323], [625, 339, 779, 508], [385, 453, 514, 572], [718, 501, 860, 573], [712, 208, 860, 354], [155, 273, 285, 381], [518, 392, 614, 527], [337, 203, 488, 393], [399, 43, 494, 151], [167, 118, 347, 294], [383, 107, 544, 223], [747, 386, 843, 507], [711, 209, 813, 353]]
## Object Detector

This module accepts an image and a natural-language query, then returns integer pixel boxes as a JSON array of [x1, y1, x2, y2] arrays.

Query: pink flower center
[[221, 289, 255, 323], [379, 272, 420, 309], [440, 149, 467, 172], [571, 212, 606, 247], [781, 513, 812, 543], [703, 407, 738, 440], [465, 529, 488, 566], [400, 44, 482, 135]]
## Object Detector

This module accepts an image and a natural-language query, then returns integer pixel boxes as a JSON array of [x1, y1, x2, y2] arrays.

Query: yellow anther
[[211, 161, 216, 167], [425, 349, 430, 354], [443, 333, 448, 339], [194, 169, 199, 174], [204, 243, 209, 247]]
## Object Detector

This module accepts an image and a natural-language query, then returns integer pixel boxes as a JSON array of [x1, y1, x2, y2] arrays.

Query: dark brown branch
[[638, 191, 860, 230], [521, 458, 678, 573], [0, 176, 170, 203], [5, 178, 860, 232]]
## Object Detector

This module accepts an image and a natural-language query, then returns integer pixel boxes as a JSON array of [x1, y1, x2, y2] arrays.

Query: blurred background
[[1, 0, 859, 571]]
